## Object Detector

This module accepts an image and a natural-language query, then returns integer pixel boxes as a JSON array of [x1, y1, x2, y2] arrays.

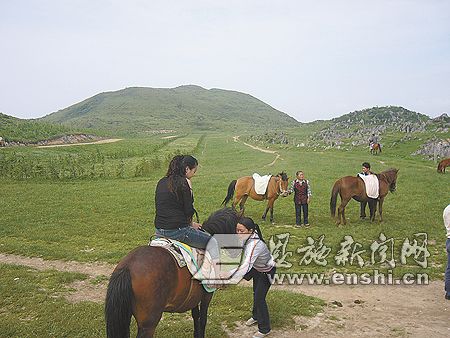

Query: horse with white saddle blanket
[[330, 168, 399, 225], [222, 172, 289, 224]]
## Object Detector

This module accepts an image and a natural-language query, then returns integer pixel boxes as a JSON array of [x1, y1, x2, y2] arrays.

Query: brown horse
[[330, 168, 398, 225], [437, 158, 450, 173], [222, 172, 289, 223], [370, 143, 382, 155], [105, 208, 239, 338]]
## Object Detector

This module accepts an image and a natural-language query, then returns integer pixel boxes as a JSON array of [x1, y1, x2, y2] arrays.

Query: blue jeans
[[295, 203, 309, 225], [446, 239, 450, 296], [155, 227, 219, 261]]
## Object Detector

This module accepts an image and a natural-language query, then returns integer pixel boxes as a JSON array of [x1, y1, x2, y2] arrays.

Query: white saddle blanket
[[150, 238, 216, 291], [252, 173, 272, 195], [358, 174, 379, 199]]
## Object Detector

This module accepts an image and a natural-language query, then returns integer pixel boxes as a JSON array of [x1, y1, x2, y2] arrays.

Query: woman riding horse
[[154, 155, 220, 274], [105, 208, 240, 338]]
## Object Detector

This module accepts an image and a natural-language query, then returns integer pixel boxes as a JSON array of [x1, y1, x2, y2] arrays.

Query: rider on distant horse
[[368, 133, 379, 151]]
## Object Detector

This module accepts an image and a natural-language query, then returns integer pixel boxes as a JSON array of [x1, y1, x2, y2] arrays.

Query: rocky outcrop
[[412, 138, 450, 160], [309, 107, 449, 150]]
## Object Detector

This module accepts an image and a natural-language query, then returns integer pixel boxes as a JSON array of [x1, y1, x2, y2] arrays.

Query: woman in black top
[[155, 155, 219, 264]]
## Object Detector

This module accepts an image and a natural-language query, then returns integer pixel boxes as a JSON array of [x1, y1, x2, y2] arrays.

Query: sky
[[1, 0, 449, 122]]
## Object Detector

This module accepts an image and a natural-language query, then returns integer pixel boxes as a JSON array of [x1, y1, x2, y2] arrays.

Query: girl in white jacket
[[234, 217, 276, 338]]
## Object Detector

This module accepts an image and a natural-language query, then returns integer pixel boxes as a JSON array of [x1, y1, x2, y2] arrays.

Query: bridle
[[276, 176, 289, 196]]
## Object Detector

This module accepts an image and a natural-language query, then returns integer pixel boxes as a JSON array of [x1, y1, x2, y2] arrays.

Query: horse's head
[[385, 168, 399, 192], [202, 207, 239, 235], [276, 172, 289, 197]]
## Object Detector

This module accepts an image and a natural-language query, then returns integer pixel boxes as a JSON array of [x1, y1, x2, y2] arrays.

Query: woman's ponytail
[[166, 155, 198, 199]]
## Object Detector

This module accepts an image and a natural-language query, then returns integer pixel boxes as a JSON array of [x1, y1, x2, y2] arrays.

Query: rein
[[276, 177, 288, 195]]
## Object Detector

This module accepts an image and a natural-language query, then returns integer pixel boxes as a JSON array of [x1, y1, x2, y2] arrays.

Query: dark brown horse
[[437, 158, 450, 173], [330, 168, 398, 225], [370, 143, 382, 155], [222, 172, 289, 223], [105, 208, 239, 338]]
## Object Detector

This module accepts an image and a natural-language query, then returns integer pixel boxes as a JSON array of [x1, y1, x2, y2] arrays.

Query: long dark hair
[[238, 216, 264, 242], [166, 155, 198, 199]]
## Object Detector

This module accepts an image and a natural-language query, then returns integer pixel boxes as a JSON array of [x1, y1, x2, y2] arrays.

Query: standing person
[[359, 162, 375, 219], [231, 217, 276, 338], [360, 162, 374, 175], [444, 204, 450, 300], [289, 171, 312, 227], [154, 155, 220, 276]]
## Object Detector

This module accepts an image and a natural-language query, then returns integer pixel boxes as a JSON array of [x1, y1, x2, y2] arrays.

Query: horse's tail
[[105, 267, 134, 338], [222, 180, 237, 206], [378, 143, 382, 153], [330, 180, 340, 217]]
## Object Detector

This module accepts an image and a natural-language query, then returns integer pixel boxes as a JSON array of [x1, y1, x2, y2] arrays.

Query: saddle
[[252, 173, 272, 195], [357, 174, 379, 199], [149, 238, 216, 292]]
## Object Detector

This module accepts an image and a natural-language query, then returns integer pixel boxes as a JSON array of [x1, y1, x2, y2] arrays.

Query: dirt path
[[0, 253, 114, 303], [1, 253, 448, 336], [234, 282, 450, 337], [233, 136, 282, 166], [36, 138, 122, 148]]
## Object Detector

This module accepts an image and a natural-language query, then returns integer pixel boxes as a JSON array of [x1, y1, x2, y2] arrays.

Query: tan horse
[[222, 172, 289, 223], [370, 143, 382, 155], [437, 158, 450, 173], [330, 168, 398, 225]]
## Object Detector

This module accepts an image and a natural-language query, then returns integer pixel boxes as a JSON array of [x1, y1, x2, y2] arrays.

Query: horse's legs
[[198, 293, 213, 338], [262, 204, 270, 221], [239, 195, 248, 211], [336, 203, 342, 225], [360, 201, 367, 219], [192, 306, 200, 338], [268, 198, 275, 224], [378, 198, 384, 222], [337, 197, 350, 225], [136, 311, 163, 338]]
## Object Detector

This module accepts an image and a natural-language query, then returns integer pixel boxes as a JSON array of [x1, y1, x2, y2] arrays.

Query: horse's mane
[[201, 207, 239, 235], [377, 168, 398, 182], [277, 171, 288, 181]]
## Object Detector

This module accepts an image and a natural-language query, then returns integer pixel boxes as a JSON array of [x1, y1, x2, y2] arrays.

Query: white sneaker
[[245, 317, 257, 326], [253, 331, 270, 338]]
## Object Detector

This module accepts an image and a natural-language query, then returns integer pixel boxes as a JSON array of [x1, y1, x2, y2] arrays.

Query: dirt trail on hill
[[1, 253, 449, 336], [233, 136, 282, 166], [36, 138, 122, 148]]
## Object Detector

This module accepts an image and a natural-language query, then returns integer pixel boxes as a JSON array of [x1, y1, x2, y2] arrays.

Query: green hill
[[0, 113, 77, 143], [40, 85, 298, 133]]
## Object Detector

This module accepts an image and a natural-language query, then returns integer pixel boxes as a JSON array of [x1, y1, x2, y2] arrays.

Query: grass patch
[[0, 264, 323, 337]]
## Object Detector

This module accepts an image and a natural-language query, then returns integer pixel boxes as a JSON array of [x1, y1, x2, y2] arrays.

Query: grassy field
[[0, 131, 448, 336]]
